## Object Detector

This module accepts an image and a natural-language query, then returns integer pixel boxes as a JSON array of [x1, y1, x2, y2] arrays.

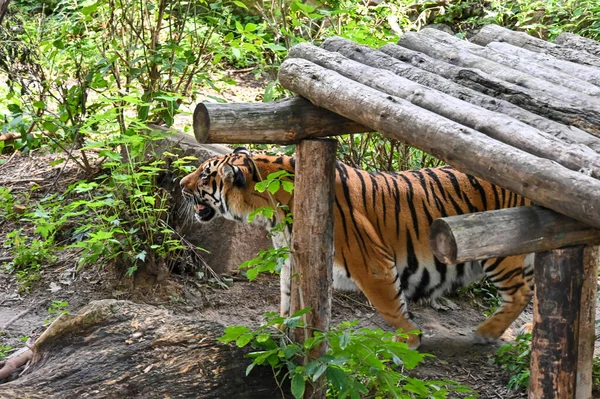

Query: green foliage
[[220, 313, 476, 398], [455, 280, 502, 316], [0, 345, 13, 360], [4, 230, 57, 292], [45, 299, 70, 324], [491, 334, 532, 391]]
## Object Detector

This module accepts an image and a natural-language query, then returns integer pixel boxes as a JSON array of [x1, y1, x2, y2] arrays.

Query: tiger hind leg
[[474, 255, 533, 343]]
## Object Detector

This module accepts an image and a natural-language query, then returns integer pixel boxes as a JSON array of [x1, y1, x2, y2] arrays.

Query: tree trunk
[[529, 247, 584, 399], [193, 97, 369, 144], [429, 206, 600, 264], [555, 32, 600, 58], [471, 24, 600, 68], [415, 28, 600, 95], [397, 32, 600, 136], [486, 41, 600, 87], [278, 58, 600, 229], [289, 139, 336, 399], [0, 0, 11, 25], [289, 42, 600, 177], [320, 37, 600, 151], [1, 300, 290, 399]]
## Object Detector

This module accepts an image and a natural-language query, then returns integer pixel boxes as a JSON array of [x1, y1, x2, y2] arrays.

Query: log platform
[[193, 25, 600, 399]]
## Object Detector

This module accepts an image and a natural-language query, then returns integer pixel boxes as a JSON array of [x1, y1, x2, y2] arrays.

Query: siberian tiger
[[180, 147, 534, 349]]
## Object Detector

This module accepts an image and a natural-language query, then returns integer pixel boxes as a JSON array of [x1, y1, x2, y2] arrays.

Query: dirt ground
[[0, 71, 598, 398]]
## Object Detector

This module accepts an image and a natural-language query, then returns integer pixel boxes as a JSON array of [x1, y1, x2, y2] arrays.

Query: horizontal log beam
[[321, 37, 600, 153], [192, 97, 369, 144], [471, 24, 600, 68], [278, 58, 600, 229], [289, 42, 600, 177], [429, 206, 600, 264]]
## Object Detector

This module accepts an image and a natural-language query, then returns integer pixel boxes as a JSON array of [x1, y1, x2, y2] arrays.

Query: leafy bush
[[220, 312, 476, 398]]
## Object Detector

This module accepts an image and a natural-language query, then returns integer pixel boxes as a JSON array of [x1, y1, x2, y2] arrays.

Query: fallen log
[[278, 58, 600, 228], [429, 206, 600, 264], [193, 97, 370, 144], [1, 300, 290, 398], [321, 37, 600, 152], [555, 32, 600, 58], [396, 33, 600, 135], [0, 347, 33, 380], [289, 43, 600, 177], [416, 28, 600, 95], [485, 41, 600, 87], [471, 24, 600, 68]]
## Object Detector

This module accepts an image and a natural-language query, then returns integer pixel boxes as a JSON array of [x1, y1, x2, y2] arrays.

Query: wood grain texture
[[278, 58, 600, 229], [429, 206, 600, 264], [289, 42, 600, 177], [472, 24, 600, 68], [530, 247, 584, 399], [320, 37, 600, 152], [555, 32, 600, 58], [397, 31, 600, 136], [193, 97, 369, 144], [576, 246, 600, 399], [289, 139, 336, 398]]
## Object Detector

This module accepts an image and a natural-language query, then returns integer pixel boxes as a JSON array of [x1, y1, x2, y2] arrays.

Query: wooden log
[[471, 24, 600, 68], [193, 97, 369, 144], [321, 37, 600, 152], [576, 245, 599, 399], [2, 300, 290, 398], [278, 58, 600, 228], [555, 32, 600, 58], [396, 33, 600, 135], [529, 246, 584, 399], [416, 28, 600, 95], [486, 41, 600, 87], [398, 31, 600, 108], [289, 43, 600, 177], [289, 139, 336, 398], [428, 206, 600, 264]]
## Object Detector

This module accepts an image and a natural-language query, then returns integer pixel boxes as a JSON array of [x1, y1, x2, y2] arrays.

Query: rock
[[151, 129, 271, 274], [1, 299, 290, 398]]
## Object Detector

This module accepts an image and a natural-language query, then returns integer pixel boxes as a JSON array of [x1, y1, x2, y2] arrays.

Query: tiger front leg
[[353, 263, 422, 349]]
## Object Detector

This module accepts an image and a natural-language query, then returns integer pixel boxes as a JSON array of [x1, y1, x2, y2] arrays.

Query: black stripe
[[467, 174, 488, 210], [424, 168, 448, 201], [399, 174, 420, 239], [439, 168, 463, 200]]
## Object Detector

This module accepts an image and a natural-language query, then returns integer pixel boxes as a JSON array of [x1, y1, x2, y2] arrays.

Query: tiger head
[[179, 147, 293, 226]]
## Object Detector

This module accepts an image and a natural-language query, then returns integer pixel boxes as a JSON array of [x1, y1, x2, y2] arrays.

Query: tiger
[[180, 147, 534, 349]]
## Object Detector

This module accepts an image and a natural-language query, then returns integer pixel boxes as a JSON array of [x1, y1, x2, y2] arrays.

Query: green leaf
[[33, 101, 46, 110], [219, 325, 251, 343], [236, 332, 254, 347], [326, 366, 349, 391], [282, 181, 294, 194], [233, 1, 248, 9], [291, 373, 305, 399], [267, 180, 280, 194], [245, 23, 258, 32], [245, 362, 256, 376]]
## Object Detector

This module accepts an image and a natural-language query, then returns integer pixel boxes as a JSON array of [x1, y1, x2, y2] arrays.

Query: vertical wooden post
[[289, 138, 337, 398], [529, 246, 585, 399], [576, 245, 599, 399]]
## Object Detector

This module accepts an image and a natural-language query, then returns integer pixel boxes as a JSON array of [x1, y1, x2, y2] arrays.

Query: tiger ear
[[221, 163, 246, 187], [233, 147, 251, 156]]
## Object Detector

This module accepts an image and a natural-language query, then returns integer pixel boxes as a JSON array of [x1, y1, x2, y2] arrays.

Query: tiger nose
[[180, 174, 190, 189]]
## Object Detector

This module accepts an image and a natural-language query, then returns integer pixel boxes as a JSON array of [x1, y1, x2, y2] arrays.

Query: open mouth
[[194, 203, 216, 222]]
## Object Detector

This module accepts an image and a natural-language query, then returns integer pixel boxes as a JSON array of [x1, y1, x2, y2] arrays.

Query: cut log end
[[429, 219, 457, 264], [193, 103, 211, 143]]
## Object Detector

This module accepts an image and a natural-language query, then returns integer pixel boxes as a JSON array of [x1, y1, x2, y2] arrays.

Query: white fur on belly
[[332, 263, 359, 291]]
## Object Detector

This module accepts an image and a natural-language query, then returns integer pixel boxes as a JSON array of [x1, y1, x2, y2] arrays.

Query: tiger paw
[[394, 332, 422, 350], [428, 297, 460, 311], [517, 322, 533, 336]]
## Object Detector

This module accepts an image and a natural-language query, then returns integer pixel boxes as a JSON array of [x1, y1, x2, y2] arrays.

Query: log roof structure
[[276, 24, 600, 231], [192, 25, 600, 398]]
